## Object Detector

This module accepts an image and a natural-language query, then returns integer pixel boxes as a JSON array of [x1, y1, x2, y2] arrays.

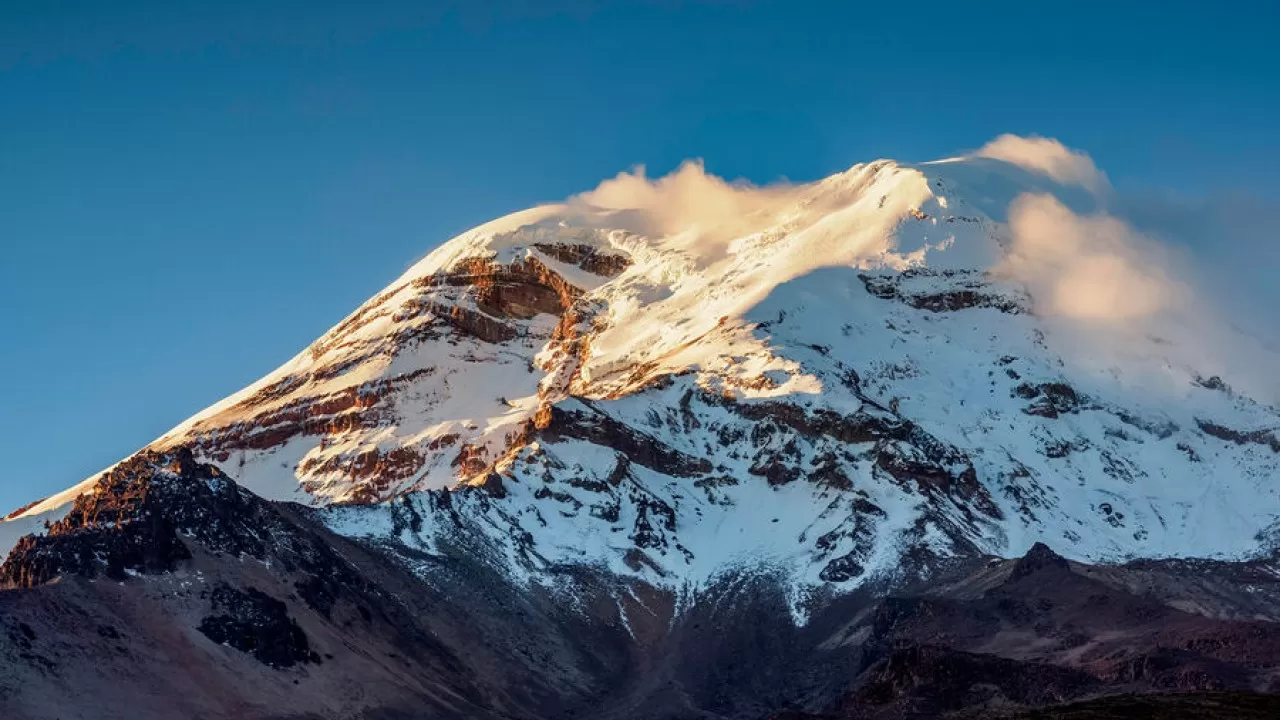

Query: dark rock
[[1017, 382, 1080, 418], [819, 553, 865, 583], [535, 402, 712, 477], [750, 460, 802, 487], [1197, 419, 1280, 453], [1009, 542, 1070, 581], [198, 584, 320, 669], [1195, 375, 1231, 393], [532, 242, 631, 277], [846, 645, 1098, 713], [474, 472, 508, 499], [0, 449, 229, 587], [632, 499, 676, 551], [858, 270, 1027, 314]]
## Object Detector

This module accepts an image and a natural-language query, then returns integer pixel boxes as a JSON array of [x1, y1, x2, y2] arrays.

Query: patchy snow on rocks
[[5, 138, 1278, 609]]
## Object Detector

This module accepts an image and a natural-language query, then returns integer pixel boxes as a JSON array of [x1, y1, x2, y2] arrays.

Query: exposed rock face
[[533, 401, 712, 478], [4, 152, 1280, 717], [1008, 541, 1069, 580], [1014, 381, 1081, 418], [425, 255, 580, 323], [1196, 419, 1280, 453], [141, 236, 634, 506], [10, 152, 1277, 587], [1, 449, 245, 587], [197, 584, 320, 668], [846, 645, 1100, 716], [0, 452, 638, 719], [859, 269, 1028, 314], [6, 519, 1280, 719], [533, 242, 631, 277]]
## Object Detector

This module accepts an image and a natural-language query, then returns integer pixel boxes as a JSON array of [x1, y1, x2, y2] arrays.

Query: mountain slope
[[4, 451, 1280, 719], [3, 145, 1280, 718], [9, 153, 1275, 594]]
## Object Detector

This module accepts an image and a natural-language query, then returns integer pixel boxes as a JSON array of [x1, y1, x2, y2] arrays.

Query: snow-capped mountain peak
[[5, 147, 1278, 601]]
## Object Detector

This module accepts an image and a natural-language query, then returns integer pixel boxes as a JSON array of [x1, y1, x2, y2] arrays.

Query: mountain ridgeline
[[2, 152, 1278, 719]]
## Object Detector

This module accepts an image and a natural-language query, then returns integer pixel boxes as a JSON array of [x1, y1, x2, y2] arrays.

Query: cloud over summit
[[974, 134, 1110, 193], [999, 192, 1186, 321], [554, 133, 1276, 403], [569, 159, 802, 246]]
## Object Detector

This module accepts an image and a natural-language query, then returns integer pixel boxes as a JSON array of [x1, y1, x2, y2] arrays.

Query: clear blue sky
[[2, 0, 1278, 510]]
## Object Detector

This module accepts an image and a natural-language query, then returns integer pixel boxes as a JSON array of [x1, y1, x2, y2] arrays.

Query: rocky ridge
[[4, 454, 1280, 718], [2, 150, 1279, 718]]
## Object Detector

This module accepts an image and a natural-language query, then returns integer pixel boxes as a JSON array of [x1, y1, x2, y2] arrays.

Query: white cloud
[[998, 188, 1278, 405], [558, 137, 1278, 403], [569, 159, 802, 244], [999, 192, 1185, 320], [1113, 191, 1280, 344], [974, 134, 1109, 193]]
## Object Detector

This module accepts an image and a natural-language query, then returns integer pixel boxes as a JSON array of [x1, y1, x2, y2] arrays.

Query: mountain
[[2, 149, 1279, 719]]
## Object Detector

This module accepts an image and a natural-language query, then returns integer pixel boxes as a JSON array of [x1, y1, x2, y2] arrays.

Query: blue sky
[[2, 0, 1278, 510]]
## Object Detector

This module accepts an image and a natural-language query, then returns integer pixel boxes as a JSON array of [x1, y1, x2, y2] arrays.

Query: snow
[[6, 476, 98, 520], [6, 144, 1278, 605], [0, 475, 99, 556]]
